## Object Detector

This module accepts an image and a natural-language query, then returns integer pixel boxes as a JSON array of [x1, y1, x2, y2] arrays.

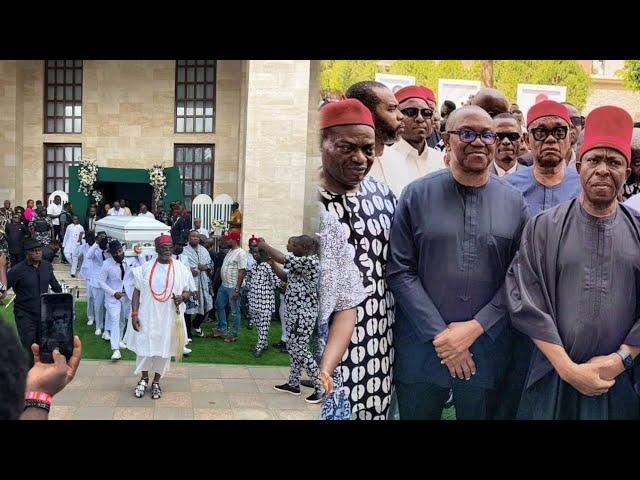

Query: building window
[[175, 60, 216, 133], [592, 60, 605, 76], [44, 60, 83, 133], [174, 144, 214, 210], [44, 144, 81, 199]]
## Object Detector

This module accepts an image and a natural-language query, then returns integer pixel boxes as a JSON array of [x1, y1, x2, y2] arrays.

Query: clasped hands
[[433, 320, 484, 381], [561, 354, 623, 397]]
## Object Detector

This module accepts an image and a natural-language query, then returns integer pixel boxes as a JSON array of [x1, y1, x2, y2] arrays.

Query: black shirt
[[6, 259, 62, 315], [5, 222, 28, 254]]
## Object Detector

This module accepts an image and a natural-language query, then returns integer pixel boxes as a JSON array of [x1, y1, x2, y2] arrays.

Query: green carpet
[[1, 300, 289, 366]]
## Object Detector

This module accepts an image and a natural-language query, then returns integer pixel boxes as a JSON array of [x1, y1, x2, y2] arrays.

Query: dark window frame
[[173, 143, 215, 210], [43, 60, 83, 134], [43, 143, 82, 200], [174, 60, 216, 134]]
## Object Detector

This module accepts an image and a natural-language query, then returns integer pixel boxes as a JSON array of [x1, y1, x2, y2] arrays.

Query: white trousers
[[90, 285, 105, 330], [64, 246, 80, 276], [105, 295, 131, 351], [134, 356, 171, 377]]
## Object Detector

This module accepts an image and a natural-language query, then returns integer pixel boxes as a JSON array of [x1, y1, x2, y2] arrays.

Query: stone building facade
[[0, 60, 320, 251]]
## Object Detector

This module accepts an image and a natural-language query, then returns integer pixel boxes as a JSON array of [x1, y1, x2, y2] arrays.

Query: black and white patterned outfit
[[29, 216, 53, 246], [319, 176, 397, 420], [246, 261, 279, 352], [284, 253, 321, 390]]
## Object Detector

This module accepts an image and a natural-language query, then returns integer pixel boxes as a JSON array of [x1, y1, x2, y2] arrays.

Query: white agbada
[[124, 258, 192, 359]]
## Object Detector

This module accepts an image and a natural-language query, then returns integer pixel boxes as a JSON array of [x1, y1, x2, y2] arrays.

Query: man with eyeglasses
[[384, 86, 445, 195], [387, 105, 529, 420], [621, 128, 640, 202], [345, 81, 406, 196], [506, 106, 640, 420], [490, 113, 526, 177], [505, 101, 581, 216], [495, 100, 581, 419], [561, 102, 585, 167]]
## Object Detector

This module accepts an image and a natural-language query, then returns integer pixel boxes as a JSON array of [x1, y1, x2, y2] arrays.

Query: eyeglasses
[[447, 129, 497, 145], [400, 107, 433, 119], [496, 132, 521, 142], [529, 126, 568, 141], [570, 116, 585, 128]]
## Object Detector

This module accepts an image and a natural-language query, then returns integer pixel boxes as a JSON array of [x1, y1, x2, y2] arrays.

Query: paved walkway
[[50, 360, 321, 420]]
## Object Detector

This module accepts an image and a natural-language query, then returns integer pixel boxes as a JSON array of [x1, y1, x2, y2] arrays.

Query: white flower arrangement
[[211, 219, 226, 236], [92, 190, 103, 203], [148, 164, 168, 201], [78, 158, 98, 196]]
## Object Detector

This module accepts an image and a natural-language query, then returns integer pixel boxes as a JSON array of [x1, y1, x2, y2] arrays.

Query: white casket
[[95, 216, 170, 257]]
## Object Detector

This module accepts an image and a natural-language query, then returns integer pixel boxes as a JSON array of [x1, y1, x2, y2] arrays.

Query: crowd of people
[[311, 80, 640, 420], [5, 78, 640, 420]]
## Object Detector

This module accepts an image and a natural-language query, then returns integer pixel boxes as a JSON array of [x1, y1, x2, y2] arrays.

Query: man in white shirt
[[489, 113, 526, 177], [89, 232, 110, 337], [211, 230, 246, 342], [119, 199, 132, 216], [62, 215, 84, 277], [194, 218, 209, 237], [345, 81, 405, 195], [47, 195, 63, 242], [98, 240, 146, 360], [137, 203, 155, 219], [390, 85, 446, 194], [108, 200, 126, 216]]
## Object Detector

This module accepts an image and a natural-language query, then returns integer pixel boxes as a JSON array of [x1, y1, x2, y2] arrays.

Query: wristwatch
[[615, 349, 634, 370]]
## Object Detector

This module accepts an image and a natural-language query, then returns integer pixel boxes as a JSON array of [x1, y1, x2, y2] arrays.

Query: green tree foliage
[[620, 60, 640, 92], [319, 60, 380, 93], [388, 60, 482, 91], [494, 60, 591, 110], [320, 60, 591, 110]]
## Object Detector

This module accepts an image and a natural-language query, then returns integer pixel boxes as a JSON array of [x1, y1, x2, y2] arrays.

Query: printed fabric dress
[[318, 176, 397, 420], [317, 210, 367, 420]]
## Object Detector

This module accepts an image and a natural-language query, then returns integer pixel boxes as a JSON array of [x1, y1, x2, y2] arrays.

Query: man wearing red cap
[[506, 106, 640, 419], [125, 234, 193, 399], [504, 100, 581, 216], [387, 105, 529, 420], [212, 230, 247, 342], [388, 86, 445, 194], [495, 100, 582, 418], [318, 98, 397, 419], [345, 81, 406, 196]]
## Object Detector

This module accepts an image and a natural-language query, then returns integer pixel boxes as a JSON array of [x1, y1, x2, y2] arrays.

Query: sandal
[[151, 382, 162, 400], [135, 378, 148, 398]]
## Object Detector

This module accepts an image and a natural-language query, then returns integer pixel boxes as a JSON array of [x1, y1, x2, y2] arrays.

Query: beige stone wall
[[584, 79, 640, 121], [302, 60, 321, 238], [0, 61, 17, 203], [2, 60, 244, 204], [241, 60, 311, 251]]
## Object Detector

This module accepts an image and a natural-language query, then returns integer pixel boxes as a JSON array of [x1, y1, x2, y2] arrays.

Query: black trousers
[[192, 313, 206, 330], [184, 313, 192, 339], [14, 309, 39, 368], [53, 225, 62, 243], [396, 379, 491, 420]]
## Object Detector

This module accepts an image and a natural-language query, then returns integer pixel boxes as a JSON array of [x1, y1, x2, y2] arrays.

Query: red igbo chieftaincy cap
[[155, 234, 173, 247], [526, 100, 572, 128], [395, 85, 436, 105], [224, 231, 241, 242], [319, 99, 374, 129], [580, 105, 633, 164]]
